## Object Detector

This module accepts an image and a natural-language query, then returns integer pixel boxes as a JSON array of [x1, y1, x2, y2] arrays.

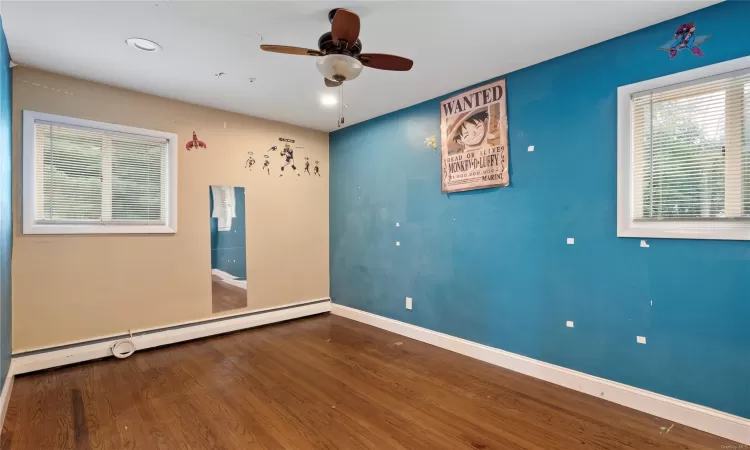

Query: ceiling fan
[[260, 8, 414, 88]]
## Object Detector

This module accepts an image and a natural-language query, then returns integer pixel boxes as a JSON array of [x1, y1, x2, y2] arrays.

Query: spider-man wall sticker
[[659, 22, 710, 59], [185, 131, 207, 151]]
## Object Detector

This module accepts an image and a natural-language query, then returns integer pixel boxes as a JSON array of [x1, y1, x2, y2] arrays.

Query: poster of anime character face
[[440, 79, 509, 193]]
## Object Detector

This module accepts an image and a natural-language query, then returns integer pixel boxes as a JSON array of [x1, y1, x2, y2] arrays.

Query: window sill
[[22, 223, 177, 235], [618, 222, 750, 241]]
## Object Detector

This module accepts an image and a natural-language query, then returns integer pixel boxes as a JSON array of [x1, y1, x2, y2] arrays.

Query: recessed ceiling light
[[320, 93, 338, 107], [125, 38, 162, 53]]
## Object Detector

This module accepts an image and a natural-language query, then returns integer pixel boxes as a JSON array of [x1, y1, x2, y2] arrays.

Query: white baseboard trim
[[0, 361, 15, 434], [332, 303, 750, 445], [13, 300, 331, 376]]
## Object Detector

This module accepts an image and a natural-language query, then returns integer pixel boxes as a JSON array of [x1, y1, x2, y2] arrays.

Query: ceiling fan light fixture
[[316, 54, 363, 82]]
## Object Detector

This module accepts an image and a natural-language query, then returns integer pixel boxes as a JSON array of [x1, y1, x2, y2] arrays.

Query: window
[[23, 111, 178, 234], [618, 57, 750, 240]]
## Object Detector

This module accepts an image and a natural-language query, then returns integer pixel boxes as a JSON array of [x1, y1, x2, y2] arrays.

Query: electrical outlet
[[567, 237, 575, 245], [637, 336, 647, 344], [405, 297, 412, 310], [566, 321, 574, 328]]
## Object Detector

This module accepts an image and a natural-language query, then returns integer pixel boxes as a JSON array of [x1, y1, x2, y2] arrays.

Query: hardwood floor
[[211, 280, 247, 313], [1, 313, 738, 449]]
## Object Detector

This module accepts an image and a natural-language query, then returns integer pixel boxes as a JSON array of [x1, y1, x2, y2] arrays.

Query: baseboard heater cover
[[12, 299, 331, 375]]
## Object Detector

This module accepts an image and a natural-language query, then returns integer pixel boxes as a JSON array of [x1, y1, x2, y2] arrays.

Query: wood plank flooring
[[1, 313, 738, 449], [211, 280, 248, 313]]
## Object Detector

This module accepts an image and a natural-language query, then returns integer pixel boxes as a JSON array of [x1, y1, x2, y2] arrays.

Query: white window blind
[[34, 122, 167, 224], [631, 70, 750, 221], [23, 111, 178, 235]]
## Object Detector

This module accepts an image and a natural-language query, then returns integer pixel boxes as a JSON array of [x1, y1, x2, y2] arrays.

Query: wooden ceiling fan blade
[[324, 78, 342, 87], [260, 45, 322, 56], [331, 8, 360, 48], [359, 53, 413, 71]]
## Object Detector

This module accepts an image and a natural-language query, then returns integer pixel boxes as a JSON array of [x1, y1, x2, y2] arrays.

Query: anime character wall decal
[[245, 151, 256, 170], [314, 161, 321, 177], [304, 157, 311, 175], [263, 155, 271, 175], [659, 22, 710, 59], [424, 136, 437, 150], [185, 131, 207, 151], [279, 143, 297, 176]]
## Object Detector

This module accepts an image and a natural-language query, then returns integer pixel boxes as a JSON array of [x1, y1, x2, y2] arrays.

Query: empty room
[[0, 0, 747, 448]]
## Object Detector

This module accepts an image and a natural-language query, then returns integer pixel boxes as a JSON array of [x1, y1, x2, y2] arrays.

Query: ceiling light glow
[[320, 94, 338, 107], [126, 38, 162, 53]]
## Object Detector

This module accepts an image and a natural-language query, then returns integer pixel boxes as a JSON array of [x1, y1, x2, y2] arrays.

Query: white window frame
[[617, 56, 750, 241], [22, 111, 178, 235]]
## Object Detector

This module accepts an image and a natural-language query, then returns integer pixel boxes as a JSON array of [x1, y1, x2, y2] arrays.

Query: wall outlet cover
[[637, 336, 647, 344], [566, 321, 574, 328], [405, 297, 413, 310], [567, 237, 575, 245]]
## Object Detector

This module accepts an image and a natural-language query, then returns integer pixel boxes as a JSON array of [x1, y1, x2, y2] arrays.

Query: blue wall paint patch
[[330, 1, 750, 418], [0, 16, 12, 388]]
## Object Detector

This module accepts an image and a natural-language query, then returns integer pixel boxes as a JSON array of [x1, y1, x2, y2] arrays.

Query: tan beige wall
[[11, 67, 329, 352]]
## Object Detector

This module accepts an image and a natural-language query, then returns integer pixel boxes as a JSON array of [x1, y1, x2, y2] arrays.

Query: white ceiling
[[3, 1, 717, 132]]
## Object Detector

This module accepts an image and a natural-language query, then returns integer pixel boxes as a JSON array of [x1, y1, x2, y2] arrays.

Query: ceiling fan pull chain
[[338, 84, 345, 127]]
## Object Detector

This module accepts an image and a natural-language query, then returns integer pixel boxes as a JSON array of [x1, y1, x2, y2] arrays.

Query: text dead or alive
[[445, 146, 505, 180]]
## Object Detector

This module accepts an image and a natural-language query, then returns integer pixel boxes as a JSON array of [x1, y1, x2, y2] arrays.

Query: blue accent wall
[[210, 186, 247, 280], [330, 1, 750, 418], [0, 16, 12, 386]]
